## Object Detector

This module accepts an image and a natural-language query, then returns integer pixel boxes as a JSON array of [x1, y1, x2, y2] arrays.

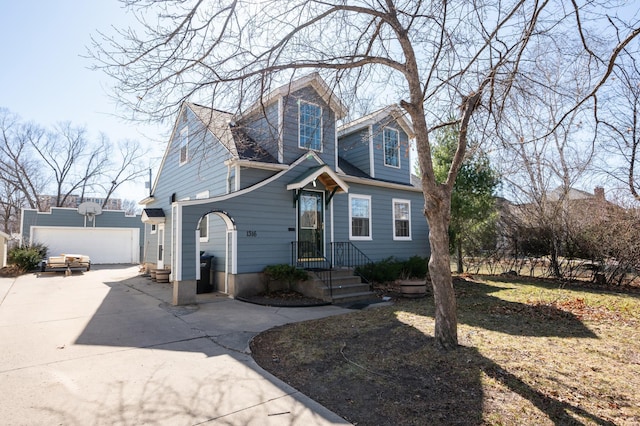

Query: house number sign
[[246, 230, 257, 237]]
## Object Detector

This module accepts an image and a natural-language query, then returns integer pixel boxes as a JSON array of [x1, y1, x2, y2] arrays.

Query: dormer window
[[179, 127, 189, 165], [299, 101, 322, 151], [384, 127, 400, 168]]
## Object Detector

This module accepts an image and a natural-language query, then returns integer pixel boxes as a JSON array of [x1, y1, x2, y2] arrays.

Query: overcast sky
[[0, 1, 167, 201]]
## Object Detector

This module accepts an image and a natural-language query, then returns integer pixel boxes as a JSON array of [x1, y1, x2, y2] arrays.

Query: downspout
[[278, 97, 284, 163], [369, 125, 375, 177]]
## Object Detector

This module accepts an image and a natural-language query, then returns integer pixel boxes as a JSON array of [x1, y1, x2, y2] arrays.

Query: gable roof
[[287, 164, 349, 194], [187, 103, 238, 157], [230, 127, 279, 163], [338, 104, 415, 138], [337, 157, 370, 179], [546, 186, 597, 202], [243, 73, 348, 120]]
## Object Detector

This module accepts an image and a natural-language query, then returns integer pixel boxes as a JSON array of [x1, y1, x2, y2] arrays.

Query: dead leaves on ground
[[489, 296, 636, 325]]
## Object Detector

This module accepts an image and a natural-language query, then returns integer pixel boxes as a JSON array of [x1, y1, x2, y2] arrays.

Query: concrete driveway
[[0, 265, 352, 425]]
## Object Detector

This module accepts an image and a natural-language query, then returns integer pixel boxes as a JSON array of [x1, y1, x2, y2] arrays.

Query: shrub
[[263, 264, 309, 292], [356, 256, 429, 283], [8, 244, 48, 272], [401, 255, 429, 279]]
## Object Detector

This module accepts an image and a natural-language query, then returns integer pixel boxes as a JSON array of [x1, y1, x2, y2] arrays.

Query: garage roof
[[141, 208, 166, 224]]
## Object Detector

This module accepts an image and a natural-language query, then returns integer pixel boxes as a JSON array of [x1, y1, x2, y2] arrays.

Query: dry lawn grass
[[250, 276, 640, 425]]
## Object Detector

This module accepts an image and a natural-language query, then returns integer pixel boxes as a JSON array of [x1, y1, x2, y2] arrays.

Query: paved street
[[0, 265, 352, 425]]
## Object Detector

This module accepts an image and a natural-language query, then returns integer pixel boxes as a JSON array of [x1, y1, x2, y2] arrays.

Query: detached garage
[[31, 227, 140, 264], [21, 207, 144, 265]]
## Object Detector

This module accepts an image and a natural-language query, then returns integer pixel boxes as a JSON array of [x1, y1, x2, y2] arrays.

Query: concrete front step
[[320, 282, 371, 297], [327, 268, 361, 279], [302, 269, 375, 303], [331, 291, 378, 304]]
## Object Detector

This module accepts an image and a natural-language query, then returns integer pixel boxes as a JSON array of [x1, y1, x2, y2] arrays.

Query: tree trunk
[[456, 236, 464, 273], [550, 237, 562, 278], [425, 196, 458, 350]]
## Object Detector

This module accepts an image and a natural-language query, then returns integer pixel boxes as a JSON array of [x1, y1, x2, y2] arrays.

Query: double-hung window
[[199, 218, 209, 242], [179, 127, 189, 165], [349, 194, 372, 240], [393, 199, 411, 240], [384, 127, 400, 168], [299, 101, 322, 151], [196, 191, 209, 241]]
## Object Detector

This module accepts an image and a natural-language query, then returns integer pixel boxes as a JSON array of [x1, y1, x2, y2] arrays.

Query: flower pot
[[400, 282, 427, 298], [155, 269, 170, 283]]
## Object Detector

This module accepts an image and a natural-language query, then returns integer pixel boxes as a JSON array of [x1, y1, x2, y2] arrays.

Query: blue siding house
[[140, 74, 429, 305]]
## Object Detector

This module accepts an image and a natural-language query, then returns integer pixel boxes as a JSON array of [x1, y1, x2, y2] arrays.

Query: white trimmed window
[[393, 199, 411, 240], [179, 127, 189, 165], [199, 217, 209, 242], [349, 194, 372, 240], [197, 191, 209, 242], [384, 127, 400, 168], [299, 101, 322, 151], [150, 224, 157, 234]]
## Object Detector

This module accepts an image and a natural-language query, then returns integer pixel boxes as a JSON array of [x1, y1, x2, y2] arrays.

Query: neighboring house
[[495, 186, 618, 256], [140, 73, 429, 304], [21, 207, 144, 264], [0, 230, 9, 268], [38, 195, 122, 212]]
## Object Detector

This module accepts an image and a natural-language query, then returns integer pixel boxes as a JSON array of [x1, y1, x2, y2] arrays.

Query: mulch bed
[[0, 266, 23, 278], [237, 290, 330, 307]]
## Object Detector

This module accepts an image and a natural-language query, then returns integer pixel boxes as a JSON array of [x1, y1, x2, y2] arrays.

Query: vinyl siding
[[241, 102, 280, 160], [239, 167, 278, 189], [146, 105, 234, 266], [370, 123, 412, 184], [332, 182, 429, 262], [153, 105, 232, 207], [281, 87, 337, 168], [179, 160, 426, 279], [339, 129, 371, 175]]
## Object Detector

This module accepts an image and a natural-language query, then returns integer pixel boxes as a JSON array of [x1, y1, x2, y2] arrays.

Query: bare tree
[[496, 40, 597, 277], [1, 109, 149, 233], [0, 179, 26, 234], [598, 46, 640, 202], [0, 109, 49, 211], [28, 122, 111, 208], [91, 0, 640, 349], [122, 198, 141, 215], [99, 138, 149, 208]]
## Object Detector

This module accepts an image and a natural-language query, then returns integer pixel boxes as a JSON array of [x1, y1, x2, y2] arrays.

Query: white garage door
[[31, 227, 140, 264]]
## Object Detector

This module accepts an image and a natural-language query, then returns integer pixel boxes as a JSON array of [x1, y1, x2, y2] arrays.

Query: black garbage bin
[[197, 255, 215, 294]]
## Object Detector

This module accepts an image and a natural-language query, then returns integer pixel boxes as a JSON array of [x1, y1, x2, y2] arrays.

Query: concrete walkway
[[0, 265, 352, 425]]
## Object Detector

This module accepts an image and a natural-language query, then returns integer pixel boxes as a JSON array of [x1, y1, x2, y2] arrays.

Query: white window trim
[[298, 100, 323, 152], [349, 194, 372, 241], [383, 127, 401, 169], [199, 216, 209, 242], [392, 198, 412, 241], [179, 127, 189, 166], [196, 190, 210, 242], [150, 223, 157, 234]]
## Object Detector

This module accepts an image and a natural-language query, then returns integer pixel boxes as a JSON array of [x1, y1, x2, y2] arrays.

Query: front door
[[298, 190, 324, 259], [157, 224, 165, 269]]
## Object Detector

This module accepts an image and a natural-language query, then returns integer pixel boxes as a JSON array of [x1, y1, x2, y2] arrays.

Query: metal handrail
[[330, 242, 374, 287], [290, 241, 374, 297], [291, 241, 334, 297]]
